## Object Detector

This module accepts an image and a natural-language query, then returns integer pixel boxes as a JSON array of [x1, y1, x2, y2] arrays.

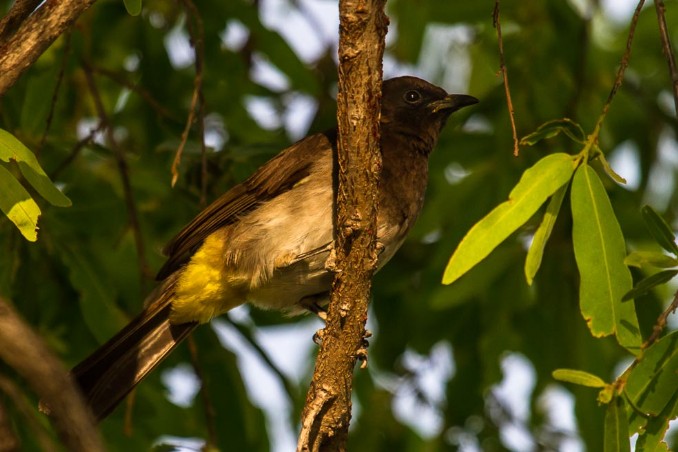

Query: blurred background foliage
[[0, 0, 676, 450]]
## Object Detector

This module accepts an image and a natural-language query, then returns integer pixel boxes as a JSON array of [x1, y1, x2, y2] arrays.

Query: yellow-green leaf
[[571, 164, 641, 354], [624, 251, 678, 269], [0, 165, 40, 241], [604, 397, 631, 452], [443, 153, 576, 285], [552, 368, 607, 388], [0, 128, 71, 207], [525, 183, 568, 285]]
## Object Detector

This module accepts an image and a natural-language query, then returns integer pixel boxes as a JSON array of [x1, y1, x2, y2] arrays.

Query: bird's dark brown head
[[381, 76, 478, 154]]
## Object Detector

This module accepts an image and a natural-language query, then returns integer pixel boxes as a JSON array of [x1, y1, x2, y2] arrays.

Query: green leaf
[[624, 331, 678, 417], [595, 150, 627, 185], [571, 164, 641, 354], [634, 390, 678, 452], [0, 165, 40, 241], [552, 368, 607, 388], [0, 129, 71, 207], [443, 153, 576, 285], [622, 270, 678, 301], [625, 251, 678, 269], [525, 183, 568, 285], [641, 205, 678, 256], [604, 397, 631, 452], [123, 0, 142, 16], [520, 118, 586, 146]]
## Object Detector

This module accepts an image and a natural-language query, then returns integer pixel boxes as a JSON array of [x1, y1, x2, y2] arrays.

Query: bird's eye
[[403, 90, 422, 104]]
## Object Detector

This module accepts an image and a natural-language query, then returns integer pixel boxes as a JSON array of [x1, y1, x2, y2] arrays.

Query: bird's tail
[[71, 275, 198, 422]]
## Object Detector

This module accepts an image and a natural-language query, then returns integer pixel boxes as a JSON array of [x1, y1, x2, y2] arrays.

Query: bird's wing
[[156, 131, 337, 280]]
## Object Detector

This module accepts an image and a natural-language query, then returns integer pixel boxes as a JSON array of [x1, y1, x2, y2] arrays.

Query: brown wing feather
[[156, 131, 336, 280]]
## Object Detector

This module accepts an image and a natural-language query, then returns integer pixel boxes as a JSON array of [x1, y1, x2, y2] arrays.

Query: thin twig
[[654, 0, 678, 120], [493, 0, 520, 157], [38, 33, 72, 155], [186, 336, 218, 449], [82, 63, 152, 284], [589, 0, 646, 142], [49, 122, 105, 179], [642, 289, 678, 350], [90, 66, 181, 124], [171, 0, 206, 189]]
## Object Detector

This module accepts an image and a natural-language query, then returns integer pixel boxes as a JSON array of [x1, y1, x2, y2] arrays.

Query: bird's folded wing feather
[[156, 131, 336, 279]]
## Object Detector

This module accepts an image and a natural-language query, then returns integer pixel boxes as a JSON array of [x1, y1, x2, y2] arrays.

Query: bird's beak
[[430, 94, 479, 114]]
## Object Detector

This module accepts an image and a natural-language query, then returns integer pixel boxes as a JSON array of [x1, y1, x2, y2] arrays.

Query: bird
[[71, 76, 478, 421]]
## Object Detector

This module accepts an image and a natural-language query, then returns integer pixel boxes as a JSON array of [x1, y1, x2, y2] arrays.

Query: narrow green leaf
[[622, 270, 678, 301], [595, 151, 627, 185], [525, 183, 568, 285], [123, 0, 142, 16], [0, 129, 71, 207], [625, 251, 678, 269], [624, 331, 678, 417], [604, 397, 631, 452], [520, 118, 586, 146], [0, 165, 40, 241], [552, 368, 607, 388], [571, 164, 641, 354], [641, 205, 678, 256], [443, 153, 576, 285]]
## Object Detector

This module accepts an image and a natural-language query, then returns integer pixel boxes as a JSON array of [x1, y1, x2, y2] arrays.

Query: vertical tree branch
[[0, 0, 97, 96], [0, 298, 103, 451], [493, 0, 520, 156], [297, 1, 388, 451], [654, 0, 678, 120]]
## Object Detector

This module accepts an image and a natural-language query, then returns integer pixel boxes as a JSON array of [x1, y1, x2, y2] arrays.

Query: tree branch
[[0, 0, 41, 43], [297, 1, 388, 451], [0, 298, 103, 451], [654, 0, 678, 120], [0, 0, 97, 96]]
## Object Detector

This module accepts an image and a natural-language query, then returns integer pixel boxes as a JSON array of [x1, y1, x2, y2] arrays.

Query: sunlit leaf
[[552, 368, 607, 388], [622, 270, 678, 301], [0, 128, 71, 207], [604, 397, 630, 452], [624, 331, 678, 417], [571, 164, 641, 354], [0, 165, 40, 241], [520, 118, 586, 146], [443, 153, 576, 285], [625, 251, 678, 269], [525, 183, 568, 285], [641, 205, 678, 256]]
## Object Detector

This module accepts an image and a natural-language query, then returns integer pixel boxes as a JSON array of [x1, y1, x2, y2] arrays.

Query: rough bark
[[0, 0, 97, 97], [297, 1, 388, 451], [0, 298, 103, 452]]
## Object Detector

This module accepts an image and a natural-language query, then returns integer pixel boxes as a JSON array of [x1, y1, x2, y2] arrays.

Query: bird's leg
[[299, 295, 328, 321]]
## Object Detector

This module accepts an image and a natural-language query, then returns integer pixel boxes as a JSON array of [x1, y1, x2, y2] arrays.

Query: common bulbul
[[71, 76, 478, 421]]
